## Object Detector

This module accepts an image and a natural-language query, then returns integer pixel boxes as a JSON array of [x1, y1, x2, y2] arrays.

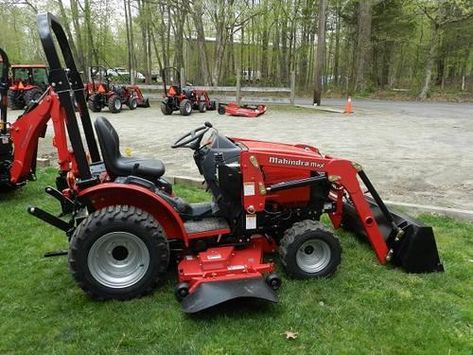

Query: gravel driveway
[[36, 98, 473, 211]]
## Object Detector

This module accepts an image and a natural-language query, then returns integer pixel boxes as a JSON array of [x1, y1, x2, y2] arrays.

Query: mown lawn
[[0, 169, 472, 354]]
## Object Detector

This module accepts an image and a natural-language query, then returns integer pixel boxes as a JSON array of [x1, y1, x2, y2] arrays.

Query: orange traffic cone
[[344, 96, 353, 114]]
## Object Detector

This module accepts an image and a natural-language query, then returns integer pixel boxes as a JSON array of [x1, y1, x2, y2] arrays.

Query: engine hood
[[232, 137, 322, 158]]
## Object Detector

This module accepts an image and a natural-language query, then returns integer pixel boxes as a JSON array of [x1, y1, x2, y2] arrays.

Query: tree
[[313, 0, 327, 105]]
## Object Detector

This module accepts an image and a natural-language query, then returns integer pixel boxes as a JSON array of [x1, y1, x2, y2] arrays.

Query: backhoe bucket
[[342, 196, 444, 273]]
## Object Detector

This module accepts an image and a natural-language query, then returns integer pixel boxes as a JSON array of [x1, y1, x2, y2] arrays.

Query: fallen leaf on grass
[[282, 331, 298, 340]]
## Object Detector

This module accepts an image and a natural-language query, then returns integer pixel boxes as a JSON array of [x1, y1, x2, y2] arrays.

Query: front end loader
[[27, 13, 442, 314]]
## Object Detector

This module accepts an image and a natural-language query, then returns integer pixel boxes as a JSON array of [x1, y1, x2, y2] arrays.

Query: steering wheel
[[171, 121, 213, 149]]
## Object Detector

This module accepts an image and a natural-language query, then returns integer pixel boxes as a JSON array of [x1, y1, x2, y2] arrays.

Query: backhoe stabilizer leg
[[27, 206, 72, 234]]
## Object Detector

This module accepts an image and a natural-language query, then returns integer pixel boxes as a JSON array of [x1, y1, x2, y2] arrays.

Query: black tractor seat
[[94, 116, 165, 180]]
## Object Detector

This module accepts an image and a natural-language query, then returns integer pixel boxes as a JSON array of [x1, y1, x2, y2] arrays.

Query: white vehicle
[[107, 67, 145, 82]]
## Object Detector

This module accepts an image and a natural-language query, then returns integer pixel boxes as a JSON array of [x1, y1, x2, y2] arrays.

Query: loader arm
[[239, 149, 443, 272], [240, 151, 390, 263]]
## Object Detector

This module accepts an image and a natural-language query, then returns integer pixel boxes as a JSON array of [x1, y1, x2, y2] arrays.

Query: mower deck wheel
[[128, 97, 138, 110], [218, 105, 226, 115], [179, 99, 192, 116], [160, 102, 173, 115], [198, 101, 207, 113], [279, 220, 341, 279], [68, 205, 170, 300], [265, 273, 282, 290], [175, 282, 190, 301], [108, 94, 122, 113]]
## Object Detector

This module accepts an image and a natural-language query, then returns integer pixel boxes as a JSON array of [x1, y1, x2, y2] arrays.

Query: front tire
[[69, 205, 170, 300], [179, 99, 192, 116], [279, 220, 341, 279], [108, 95, 122, 113], [128, 97, 138, 110], [198, 101, 207, 113]]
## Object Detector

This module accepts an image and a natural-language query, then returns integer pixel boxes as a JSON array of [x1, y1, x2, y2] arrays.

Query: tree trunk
[[57, 0, 79, 65], [313, 0, 327, 105], [419, 23, 440, 100], [333, 1, 341, 86], [192, 0, 211, 85], [70, 0, 85, 74], [354, 0, 372, 92]]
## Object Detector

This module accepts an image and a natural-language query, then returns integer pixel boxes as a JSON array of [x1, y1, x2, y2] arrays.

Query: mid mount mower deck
[[29, 13, 442, 313]]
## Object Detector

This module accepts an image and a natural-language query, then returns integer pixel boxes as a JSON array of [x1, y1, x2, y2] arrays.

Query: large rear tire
[[160, 102, 173, 115], [88, 94, 102, 112], [108, 95, 122, 113], [279, 220, 341, 279], [179, 99, 192, 116], [69, 205, 170, 300], [23, 88, 43, 107], [8, 91, 24, 110]]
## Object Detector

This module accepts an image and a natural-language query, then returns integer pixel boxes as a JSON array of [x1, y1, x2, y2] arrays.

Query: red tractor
[[12, 14, 443, 314], [160, 67, 216, 116], [85, 65, 150, 113], [8, 64, 48, 110]]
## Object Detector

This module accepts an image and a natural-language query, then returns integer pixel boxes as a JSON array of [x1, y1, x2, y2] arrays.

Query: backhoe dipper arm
[[9, 90, 73, 184]]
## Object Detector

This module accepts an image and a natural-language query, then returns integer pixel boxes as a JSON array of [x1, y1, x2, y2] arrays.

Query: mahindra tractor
[[85, 65, 150, 113], [8, 64, 48, 110], [18, 14, 443, 314], [160, 67, 216, 116]]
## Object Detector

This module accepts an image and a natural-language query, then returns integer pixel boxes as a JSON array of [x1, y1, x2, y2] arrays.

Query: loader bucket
[[181, 277, 278, 314], [342, 196, 444, 273]]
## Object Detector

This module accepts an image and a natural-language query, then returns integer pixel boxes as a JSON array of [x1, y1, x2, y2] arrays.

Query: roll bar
[[36, 12, 100, 182], [0, 48, 9, 135]]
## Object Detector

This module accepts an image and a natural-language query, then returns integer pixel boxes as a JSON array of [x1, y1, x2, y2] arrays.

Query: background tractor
[[160, 67, 216, 116], [8, 64, 48, 110], [85, 65, 150, 113]]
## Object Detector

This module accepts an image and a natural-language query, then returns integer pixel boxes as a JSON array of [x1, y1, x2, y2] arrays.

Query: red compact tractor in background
[[23, 14, 443, 314], [160, 67, 216, 116], [8, 64, 48, 110], [85, 65, 150, 113]]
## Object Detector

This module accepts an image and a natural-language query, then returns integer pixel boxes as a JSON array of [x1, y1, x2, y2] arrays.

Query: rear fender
[[78, 182, 187, 241]]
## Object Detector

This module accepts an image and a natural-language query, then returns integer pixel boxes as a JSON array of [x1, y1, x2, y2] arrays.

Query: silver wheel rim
[[114, 99, 121, 110], [296, 239, 331, 273], [88, 232, 150, 289], [186, 102, 191, 113]]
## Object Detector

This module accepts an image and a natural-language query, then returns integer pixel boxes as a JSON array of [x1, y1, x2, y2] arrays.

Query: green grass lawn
[[0, 169, 472, 354]]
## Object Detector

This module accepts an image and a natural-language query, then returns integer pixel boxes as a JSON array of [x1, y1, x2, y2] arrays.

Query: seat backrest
[[94, 116, 122, 176]]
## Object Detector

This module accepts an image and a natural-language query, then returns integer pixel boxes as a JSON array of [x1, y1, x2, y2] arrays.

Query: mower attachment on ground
[[218, 102, 267, 117]]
